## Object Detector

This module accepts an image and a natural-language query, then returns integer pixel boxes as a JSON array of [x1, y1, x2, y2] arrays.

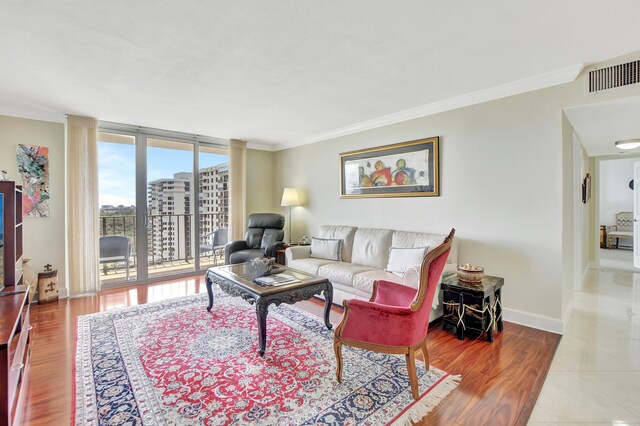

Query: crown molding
[[246, 141, 277, 151], [0, 104, 65, 123], [275, 63, 584, 151]]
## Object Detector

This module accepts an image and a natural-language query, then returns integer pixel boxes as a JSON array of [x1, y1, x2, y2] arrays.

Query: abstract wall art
[[17, 144, 50, 217], [340, 137, 439, 198]]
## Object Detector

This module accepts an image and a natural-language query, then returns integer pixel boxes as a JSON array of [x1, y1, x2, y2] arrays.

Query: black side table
[[441, 274, 504, 342]]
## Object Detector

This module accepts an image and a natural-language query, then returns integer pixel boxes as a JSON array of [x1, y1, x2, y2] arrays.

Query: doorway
[[598, 157, 635, 271]]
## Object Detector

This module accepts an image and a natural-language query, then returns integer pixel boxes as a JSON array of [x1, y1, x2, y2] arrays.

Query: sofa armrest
[[265, 241, 286, 257], [225, 240, 247, 264], [285, 245, 312, 263]]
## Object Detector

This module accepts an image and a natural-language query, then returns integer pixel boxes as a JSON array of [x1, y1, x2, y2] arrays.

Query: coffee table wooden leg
[[256, 301, 268, 357], [323, 284, 333, 329], [205, 275, 214, 312]]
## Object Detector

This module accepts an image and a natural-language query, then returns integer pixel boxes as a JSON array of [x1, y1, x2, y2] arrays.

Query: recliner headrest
[[247, 213, 285, 229]]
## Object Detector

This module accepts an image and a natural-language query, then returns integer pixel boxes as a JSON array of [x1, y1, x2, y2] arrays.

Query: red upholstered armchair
[[333, 228, 455, 400]]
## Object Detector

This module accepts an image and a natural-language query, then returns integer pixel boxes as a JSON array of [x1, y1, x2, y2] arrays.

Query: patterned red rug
[[74, 291, 460, 425]]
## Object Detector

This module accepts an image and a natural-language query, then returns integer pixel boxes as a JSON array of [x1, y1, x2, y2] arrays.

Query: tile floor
[[528, 260, 640, 425]]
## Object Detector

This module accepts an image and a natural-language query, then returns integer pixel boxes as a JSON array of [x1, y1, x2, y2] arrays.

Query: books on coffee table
[[254, 273, 301, 286]]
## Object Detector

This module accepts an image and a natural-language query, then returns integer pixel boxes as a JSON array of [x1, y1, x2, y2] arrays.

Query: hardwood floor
[[21, 275, 559, 425]]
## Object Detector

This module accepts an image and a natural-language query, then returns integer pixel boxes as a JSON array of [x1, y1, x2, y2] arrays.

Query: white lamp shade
[[281, 188, 300, 206]]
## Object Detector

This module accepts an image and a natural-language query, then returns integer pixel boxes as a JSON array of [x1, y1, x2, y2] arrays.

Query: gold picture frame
[[340, 137, 439, 198]]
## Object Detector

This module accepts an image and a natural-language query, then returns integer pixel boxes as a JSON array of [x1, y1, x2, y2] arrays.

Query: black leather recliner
[[225, 213, 286, 264]]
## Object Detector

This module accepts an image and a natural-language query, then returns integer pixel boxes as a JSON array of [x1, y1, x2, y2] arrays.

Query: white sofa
[[285, 225, 458, 321]]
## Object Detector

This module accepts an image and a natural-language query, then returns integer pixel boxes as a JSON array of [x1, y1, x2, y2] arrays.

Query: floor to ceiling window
[[97, 124, 228, 287]]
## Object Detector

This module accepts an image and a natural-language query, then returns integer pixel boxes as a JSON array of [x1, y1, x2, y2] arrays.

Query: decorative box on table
[[441, 274, 504, 342]]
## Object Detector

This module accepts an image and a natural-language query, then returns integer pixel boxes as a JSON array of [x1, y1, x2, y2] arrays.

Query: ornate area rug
[[74, 291, 460, 425]]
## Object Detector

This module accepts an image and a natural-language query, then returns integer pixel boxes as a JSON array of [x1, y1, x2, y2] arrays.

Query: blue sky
[[98, 142, 227, 206]]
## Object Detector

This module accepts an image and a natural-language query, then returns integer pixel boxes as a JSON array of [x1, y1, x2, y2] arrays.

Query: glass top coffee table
[[205, 263, 333, 356]]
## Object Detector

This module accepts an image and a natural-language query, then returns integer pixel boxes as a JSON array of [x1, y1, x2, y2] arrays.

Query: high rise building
[[198, 163, 229, 248], [147, 164, 229, 263], [148, 172, 192, 262]]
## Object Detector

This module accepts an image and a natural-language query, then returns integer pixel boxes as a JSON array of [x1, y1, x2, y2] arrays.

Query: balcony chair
[[99, 236, 131, 280], [200, 227, 228, 266], [334, 228, 455, 400], [607, 212, 633, 249], [225, 213, 286, 264]]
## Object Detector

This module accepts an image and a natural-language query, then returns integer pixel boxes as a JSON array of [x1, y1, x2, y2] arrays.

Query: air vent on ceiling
[[587, 59, 640, 94]]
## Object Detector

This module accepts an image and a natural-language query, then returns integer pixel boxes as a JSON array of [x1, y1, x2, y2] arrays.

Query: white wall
[[599, 157, 634, 227], [0, 115, 66, 294], [563, 128, 590, 328]]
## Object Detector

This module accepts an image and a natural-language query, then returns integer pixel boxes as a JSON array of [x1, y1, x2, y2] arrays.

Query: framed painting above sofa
[[340, 136, 439, 198]]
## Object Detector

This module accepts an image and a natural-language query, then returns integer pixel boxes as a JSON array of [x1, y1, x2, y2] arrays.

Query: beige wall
[[246, 149, 277, 216], [0, 115, 66, 294], [271, 53, 640, 332], [274, 79, 602, 332]]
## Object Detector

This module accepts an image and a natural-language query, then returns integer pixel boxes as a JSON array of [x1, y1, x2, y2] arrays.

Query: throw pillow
[[385, 246, 429, 274], [310, 237, 342, 261]]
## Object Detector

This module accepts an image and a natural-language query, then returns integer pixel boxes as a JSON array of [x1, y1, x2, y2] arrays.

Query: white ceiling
[[565, 96, 640, 157], [1, 1, 640, 149]]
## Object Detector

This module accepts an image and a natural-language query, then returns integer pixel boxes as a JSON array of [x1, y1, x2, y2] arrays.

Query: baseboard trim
[[58, 287, 69, 298], [503, 308, 563, 335], [561, 299, 574, 334]]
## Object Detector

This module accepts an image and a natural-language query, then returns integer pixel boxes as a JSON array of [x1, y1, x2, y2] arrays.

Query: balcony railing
[[99, 212, 228, 282]]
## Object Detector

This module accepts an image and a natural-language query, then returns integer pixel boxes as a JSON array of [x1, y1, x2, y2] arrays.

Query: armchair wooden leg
[[334, 339, 343, 383], [421, 340, 430, 372], [405, 348, 419, 400]]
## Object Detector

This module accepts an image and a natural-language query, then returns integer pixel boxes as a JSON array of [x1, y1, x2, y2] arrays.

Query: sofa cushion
[[392, 231, 445, 249], [287, 258, 338, 275], [352, 269, 404, 295], [318, 262, 376, 286], [310, 237, 342, 261], [386, 246, 428, 273], [393, 230, 458, 268], [319, 225, 357, 263], [351, 228, 393, 269]]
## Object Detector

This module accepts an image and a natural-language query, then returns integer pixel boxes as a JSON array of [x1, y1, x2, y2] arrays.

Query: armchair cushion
[[245, 228, 264, 249], [615, 212, 633, 232], [371, 280, 418, 307], [341, 299, 423, 347], [261, 229, 283, 251]]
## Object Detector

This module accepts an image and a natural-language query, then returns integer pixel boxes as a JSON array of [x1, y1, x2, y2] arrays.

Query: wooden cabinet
[[0, 182, 23, 290], [0, 288, 30, 426], [441, 275, 504, 342]]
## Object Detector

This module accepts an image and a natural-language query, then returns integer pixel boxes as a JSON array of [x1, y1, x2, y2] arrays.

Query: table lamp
[[281, 188, 300, 243]]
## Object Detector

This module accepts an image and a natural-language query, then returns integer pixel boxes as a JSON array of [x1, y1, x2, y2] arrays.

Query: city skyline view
[[98, 141, 228, 207]]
